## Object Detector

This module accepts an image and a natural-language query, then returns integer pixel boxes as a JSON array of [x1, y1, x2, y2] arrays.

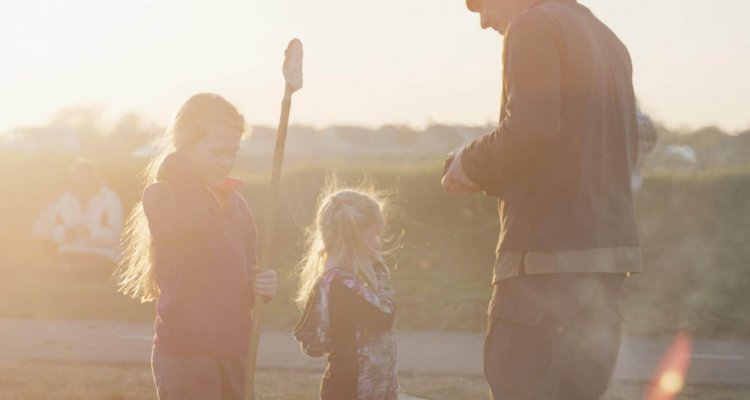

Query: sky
[[1, 0, 749, 133]]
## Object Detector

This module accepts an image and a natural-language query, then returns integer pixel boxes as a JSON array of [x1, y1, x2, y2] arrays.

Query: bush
[[1, 153, 748, 338]]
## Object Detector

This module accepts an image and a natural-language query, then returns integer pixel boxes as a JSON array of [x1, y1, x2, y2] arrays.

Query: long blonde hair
[[295, 181, 390, 308], [117, 93, 247, 302]]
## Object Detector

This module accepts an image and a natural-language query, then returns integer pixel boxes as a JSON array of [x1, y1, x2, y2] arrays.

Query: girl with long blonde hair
[[118, 93, 277, 400], [293, 185, 398, 400]]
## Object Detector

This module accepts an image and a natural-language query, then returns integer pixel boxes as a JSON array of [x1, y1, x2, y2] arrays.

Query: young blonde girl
[[293, 186, 398, 400], [118, 93, 277, 400]]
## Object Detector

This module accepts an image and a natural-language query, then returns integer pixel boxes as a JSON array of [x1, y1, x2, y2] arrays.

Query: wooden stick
[[244, 39, 302, 400]]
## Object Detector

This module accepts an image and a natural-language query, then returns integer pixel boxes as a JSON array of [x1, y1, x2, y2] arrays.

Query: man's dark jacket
[[461, 0, 642, 282]]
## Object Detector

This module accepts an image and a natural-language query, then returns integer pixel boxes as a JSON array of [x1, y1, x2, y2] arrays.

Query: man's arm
[[461, 10, 562, 196]]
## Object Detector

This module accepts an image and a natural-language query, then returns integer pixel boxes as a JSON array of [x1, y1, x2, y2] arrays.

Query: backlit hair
[[117, 93, 247, 302], [295, 179, 389, 308]]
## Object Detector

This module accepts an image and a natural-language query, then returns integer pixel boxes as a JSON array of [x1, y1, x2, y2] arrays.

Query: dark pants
[[152, 347, 251, 400], [484, 273, 624, 400]]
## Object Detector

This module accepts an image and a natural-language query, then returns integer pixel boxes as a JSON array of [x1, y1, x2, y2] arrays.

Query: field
[[1, 154, 749, 339], [1, 154, 749, 400], [1, 360, 748, 400]]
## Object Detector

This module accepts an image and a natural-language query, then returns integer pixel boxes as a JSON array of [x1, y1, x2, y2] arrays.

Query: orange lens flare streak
[[646, 332, 693, 400]]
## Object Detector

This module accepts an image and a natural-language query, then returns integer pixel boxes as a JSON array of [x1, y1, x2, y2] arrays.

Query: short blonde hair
[[295, 181, 389, 308]]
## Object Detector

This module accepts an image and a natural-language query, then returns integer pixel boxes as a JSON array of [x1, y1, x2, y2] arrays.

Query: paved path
[[2, 318, 749, 387]]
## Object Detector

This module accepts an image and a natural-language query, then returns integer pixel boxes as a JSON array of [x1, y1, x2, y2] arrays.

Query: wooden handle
[[243, 85, 293, 400]]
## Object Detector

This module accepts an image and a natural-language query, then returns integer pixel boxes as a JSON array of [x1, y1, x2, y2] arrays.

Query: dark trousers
[[484, 273, 624, 400], [152, 346, 251, 400]]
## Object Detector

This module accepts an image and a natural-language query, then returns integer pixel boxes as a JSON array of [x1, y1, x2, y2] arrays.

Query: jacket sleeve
[[461, 10, 562, 196], [89, 189, 124, 246], [142, 152, 210, 243], [330, 278, 395, 332]]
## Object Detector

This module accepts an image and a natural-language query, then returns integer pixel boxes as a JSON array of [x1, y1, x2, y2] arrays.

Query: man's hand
[[441, 147, 481, 193], [254, 269, 278, 299]]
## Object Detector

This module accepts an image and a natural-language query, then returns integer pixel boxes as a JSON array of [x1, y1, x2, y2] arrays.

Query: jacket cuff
[[460, 141, 507, 198], [459, 142, 487, 187]]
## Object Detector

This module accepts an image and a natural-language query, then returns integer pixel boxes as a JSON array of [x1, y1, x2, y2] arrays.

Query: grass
[[1, 157, 750, 338], [0, 258, 154, 322], [1, 360, 748, 400], [0, 239, 493, 331]]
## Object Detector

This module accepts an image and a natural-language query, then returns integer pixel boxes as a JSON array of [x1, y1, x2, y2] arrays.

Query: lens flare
[[658, 370, 685, 395], [646, 332, 692, 400]]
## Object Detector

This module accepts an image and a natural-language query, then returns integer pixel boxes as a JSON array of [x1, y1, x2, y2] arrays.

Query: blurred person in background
[[33, 159, 123, 277]]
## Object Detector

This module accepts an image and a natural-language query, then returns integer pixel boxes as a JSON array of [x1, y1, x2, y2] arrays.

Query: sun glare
[[658, 370, 685, 395], [646, 332, 693, 400]]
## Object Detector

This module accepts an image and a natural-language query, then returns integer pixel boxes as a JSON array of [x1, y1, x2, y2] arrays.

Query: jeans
[[152, 346, 251, 400], [484, 273, 624, 400]]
